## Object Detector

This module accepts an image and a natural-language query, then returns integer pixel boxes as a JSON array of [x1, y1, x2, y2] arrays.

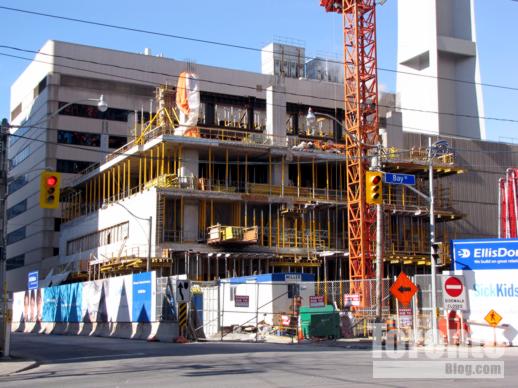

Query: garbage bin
[[299, 305, 340, 339]]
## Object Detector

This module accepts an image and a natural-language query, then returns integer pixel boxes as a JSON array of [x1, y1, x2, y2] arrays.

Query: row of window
[[7, 226, 26, 246], [6, 254, 24, 271], [57, 129, 127, 149], [6, 199, 27, 220], [9, 146, 30, 169], [58, 102, 130, 122], [66, 222, 129, 255], [10, 76, 48, 121], [9, 126, 31, 147], [8, 174, 28, 195]]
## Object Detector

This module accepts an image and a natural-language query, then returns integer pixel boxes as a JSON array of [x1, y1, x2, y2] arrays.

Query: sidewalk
[[0, 357, 37, 376]]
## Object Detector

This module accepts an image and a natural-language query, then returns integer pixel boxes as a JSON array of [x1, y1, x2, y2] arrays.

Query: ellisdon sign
[[452, 239, 518, 270]]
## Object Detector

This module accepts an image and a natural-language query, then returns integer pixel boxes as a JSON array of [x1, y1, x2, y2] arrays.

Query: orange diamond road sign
[[390, 272, 418, 307], [484, 309, 503, 328]]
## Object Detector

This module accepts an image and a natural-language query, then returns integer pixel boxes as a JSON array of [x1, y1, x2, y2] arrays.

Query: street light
[[23, 95, 108, 129], [0, 95, 108, 357], [107, 202, 152, 273]]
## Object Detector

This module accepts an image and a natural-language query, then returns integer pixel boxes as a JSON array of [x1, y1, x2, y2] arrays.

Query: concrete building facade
[[397, 0, 486, 139]]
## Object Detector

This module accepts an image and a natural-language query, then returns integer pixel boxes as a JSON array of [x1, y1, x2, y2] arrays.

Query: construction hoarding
[[452, 238, 518, 345]]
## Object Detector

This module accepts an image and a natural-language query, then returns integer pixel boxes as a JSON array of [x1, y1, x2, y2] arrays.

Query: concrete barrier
[[12, 321, 179, 342]]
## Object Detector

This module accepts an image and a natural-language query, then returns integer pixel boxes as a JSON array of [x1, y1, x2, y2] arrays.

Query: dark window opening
[[56, 159, 95, 174], [6, 254, 24, 271], [7, 199, 27, 220], [108, 135, 127, 149], [54, 218, 62, 232], [7, 226, 26, 245], [58, 130, 100, 147], [58, 101, 129, 122], [8, 175, 28, 194]]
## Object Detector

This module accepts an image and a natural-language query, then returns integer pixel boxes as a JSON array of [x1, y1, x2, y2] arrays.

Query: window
[[33, 76, 47, 98], [53, 247, 59, 257], [54, 218, 62, 232], [6, 254, 24, 271], [9, 146, 31, 169], [58, 130, 100, 147], [8, 175, 28, 194], [9, 126, 31, 147], [56, 159, 95, 174], [66, 222, 129, 255], [7, 226, 26, 245], [6, 200, 27, 220], [58, 102, 129, 122], [108, 135, 127, 149], [10, 103, 22, 121]]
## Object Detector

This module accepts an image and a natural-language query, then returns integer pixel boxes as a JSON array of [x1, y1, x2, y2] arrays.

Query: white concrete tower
[[396, 0, 486, 139]]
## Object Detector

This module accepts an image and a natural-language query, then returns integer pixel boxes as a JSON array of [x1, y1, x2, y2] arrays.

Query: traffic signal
[[39, 171, 61, 209], [366, 171, 383, 205], [431, 242, 443, 265]]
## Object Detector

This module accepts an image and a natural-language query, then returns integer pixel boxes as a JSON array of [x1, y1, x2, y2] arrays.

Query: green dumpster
[[300, 305, 340, 339]]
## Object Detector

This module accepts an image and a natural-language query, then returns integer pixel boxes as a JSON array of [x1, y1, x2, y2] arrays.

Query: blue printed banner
[[452, 238, 518, 270], [132, 272, 153, 322], [42, 283, 83, 322]]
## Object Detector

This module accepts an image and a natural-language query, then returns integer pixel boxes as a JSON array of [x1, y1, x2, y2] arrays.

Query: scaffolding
[[61, 84, 463, 288]]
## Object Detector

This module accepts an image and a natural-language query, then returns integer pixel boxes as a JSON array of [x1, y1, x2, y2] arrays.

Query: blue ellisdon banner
[[452, 238, 518, 270]]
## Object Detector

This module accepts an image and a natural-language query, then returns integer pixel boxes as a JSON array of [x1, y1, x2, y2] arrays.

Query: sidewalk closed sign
[[442, 275, 468, 311], [309, 295, 325, 308]]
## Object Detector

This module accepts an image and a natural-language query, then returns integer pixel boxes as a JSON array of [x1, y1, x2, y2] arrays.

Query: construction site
[[59, 76, 461, 299], [44, 0, 481, 315]]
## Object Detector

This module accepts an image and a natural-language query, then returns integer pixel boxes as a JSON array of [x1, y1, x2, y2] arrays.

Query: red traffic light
[[370, 175, 381, 185], [47, 176, 58, 187]]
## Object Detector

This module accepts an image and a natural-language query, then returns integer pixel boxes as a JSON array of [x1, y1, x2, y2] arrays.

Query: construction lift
[[320, 0, 381, 305]]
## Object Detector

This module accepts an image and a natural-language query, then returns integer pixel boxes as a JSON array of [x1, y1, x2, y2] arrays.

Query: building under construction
[[59, 79, 463, 286]]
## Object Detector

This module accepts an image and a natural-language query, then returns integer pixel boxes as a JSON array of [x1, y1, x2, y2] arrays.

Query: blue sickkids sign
[[452, 238, 518, 271]]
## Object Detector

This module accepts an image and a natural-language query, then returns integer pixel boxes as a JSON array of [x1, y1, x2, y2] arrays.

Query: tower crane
[[320, 0, 381, 303]]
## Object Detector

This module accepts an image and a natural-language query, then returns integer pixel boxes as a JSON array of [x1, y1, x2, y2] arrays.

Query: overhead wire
[[1, 5, 517, 93], [2, 47, 518, 124]]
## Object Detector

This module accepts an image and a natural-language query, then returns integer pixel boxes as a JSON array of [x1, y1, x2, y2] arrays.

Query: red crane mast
[[320, 0, 380, 302]]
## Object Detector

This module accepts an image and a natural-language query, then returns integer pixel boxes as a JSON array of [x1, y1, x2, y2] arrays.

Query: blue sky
[[0, 0, 517, 141]]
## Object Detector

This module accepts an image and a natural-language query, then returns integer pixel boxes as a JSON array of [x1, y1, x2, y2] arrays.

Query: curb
[[0, 359, 39, 376]]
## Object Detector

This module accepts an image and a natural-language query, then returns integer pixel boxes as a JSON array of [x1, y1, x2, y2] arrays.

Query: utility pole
[[1, 119, 9, 357]]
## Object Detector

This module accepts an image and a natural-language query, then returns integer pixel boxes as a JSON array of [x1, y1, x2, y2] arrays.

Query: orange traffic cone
[[298, 326, 304, 341]]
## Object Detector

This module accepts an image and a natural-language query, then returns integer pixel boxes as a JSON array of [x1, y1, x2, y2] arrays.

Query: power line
[[2, 47, 518, 124], [0, 5, 517, 93]]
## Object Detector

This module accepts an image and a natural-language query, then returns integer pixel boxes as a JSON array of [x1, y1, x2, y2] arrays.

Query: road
[[2, 333, 518, 387]]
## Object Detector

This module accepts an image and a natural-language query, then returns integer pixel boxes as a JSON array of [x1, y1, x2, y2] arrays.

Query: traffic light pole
[[428, 137, 439, 345], [374, 145, 383, 324], [400, 138, 439, 345]]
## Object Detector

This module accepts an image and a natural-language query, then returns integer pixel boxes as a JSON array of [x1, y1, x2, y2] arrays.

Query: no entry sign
[[444, 276, 463, 298], [442, 275, 467, 311]]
